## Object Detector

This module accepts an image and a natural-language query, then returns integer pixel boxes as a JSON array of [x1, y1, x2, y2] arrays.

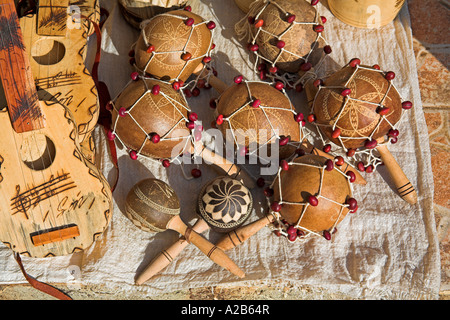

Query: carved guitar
[[0, 0, 112, 258], [19, 0, 100, 146]]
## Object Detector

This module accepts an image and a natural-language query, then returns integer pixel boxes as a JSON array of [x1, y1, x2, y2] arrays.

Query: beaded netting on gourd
[[107, 75, 204, 179], [265, 156, 358, 243], [235, 0, 332, 90], [211, 78, 313, 164], [309, 59, 413, 172], [129, 8, 218, 95]]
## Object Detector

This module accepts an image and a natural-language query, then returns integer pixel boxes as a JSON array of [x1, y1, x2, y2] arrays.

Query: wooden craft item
[[125, 179, 245, 278], [20, 0, 100, 143], [133, 9, 214, 83], [327, 0, 406, 29], [119, 0, 189, 29], [70, 0, 101, 37], [197, 176, 253, 233], [0, 0, 112, 258]]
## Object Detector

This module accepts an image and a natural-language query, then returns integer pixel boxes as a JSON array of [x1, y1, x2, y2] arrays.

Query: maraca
[[125, 178, 245, 278]]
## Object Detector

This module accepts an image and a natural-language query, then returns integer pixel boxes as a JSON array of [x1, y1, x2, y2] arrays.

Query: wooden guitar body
[[0, 101, 112, 258], [19, 1, 100, 143]]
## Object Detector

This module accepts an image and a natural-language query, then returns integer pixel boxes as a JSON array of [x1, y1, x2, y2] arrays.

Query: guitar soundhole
[[20, 134, 56, 171], [31, 39, 66, 65]]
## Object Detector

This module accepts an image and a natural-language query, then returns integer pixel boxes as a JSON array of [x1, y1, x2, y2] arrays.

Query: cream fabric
[[0, 0, 440, 300]]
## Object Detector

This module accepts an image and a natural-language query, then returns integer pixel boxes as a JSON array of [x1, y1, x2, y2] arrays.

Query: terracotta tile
[[424, 111, 444, 135], [416, 52, 450, 106], [408, 0, 450, 45], [430, 145, 450, 208]]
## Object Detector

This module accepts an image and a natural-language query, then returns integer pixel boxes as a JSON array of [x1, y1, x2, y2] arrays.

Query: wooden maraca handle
[[301, 140, 367, 185], [377, 144, 417, 204], [167, 216, 245, 278], [216, 214, 274, 251], [135, 219, 210, 285], [194, 64, 228, 94]]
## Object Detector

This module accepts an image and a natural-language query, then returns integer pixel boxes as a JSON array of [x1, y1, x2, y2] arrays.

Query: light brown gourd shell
[[111, 78, 191, 159], [134, 10, 212, 82], [272, 155, 352, 232], [216, 82, 300, 159], [313, 65, 403, 149], [125, 179, 180, 233], [250, 0, 325, 73]]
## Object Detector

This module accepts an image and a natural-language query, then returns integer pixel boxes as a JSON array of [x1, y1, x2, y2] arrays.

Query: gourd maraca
[[306, 59, 417, 204], [125, 178, 245, 278]]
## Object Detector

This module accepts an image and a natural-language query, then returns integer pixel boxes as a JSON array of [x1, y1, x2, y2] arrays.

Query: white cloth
[[0, 0, 440, 300]]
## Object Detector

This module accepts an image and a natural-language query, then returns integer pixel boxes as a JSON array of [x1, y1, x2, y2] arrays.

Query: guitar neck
[[0, 0, 45, 133]]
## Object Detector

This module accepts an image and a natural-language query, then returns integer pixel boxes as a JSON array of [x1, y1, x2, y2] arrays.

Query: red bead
[[295, 83, 303, 92], [280, 160, 289, 171], [378, 107, 390, 116], [162, 159, 171, 168], [249, 43, 259, 51], [296, 148, 306, 156], [248, 16, 255, 24], [357, 161, 365, 172], [341, 88, 351, 96], [186, 121, 195, 130], [118, 107, 127, 117], [210, 43, 216, 50], [209, 99, 217, 109], [275, 81, 284, 90], [146, 45, 155, 54], [287, 225, 297, 235], [191, 87, 200, 96], [385, 71, 396, 80], [388, 129, 399, 137], [181, 52, 192, 61], [264, 188, 274, 197], [323, 144, 331, 153], [106, 101, 113, 111], [390, 137, 398, 144], [307, 114, 316, 122], [234, 75, 243, 84], [191, 168, 202, 178], [335, 156, 344, 166], [107, 130, 116, 141], [273, 230, 282, 237], [347, 171, 356, 183], [239, 146, 248, 157], [194, 130, 202, 141], [325, 159, 334, 171], [346, 198, 358, 211], [256, 178, 265, 187], [320, 16, 327, 24], [216, 114, 224, 125], [311, 0, 320, 5], [185, 18, 194, 26], [324, 45, 332, 54], [365, 165, 374, 173], [349, 58, 361, 68], [183, 88, 192, 98], [172, 81, 180, 91], [151, 133, 160, 143], [184, 5, 192, 11], [313, 79, 323, 87], [300, 62, 312, 71], [129, 57, 135, 65], [202, 56, 212, 63], [364, 139, 378, 149], [254, 19, 264, 28], [279, 136, 290, 146], [372, 64, 381, 70], [129, 150, 138, 160], [402, 101, 413, 109], [188, 112, 198, 122], [331, 128, 341, 138], [271, 202, 282, 212], [252, 99, 261, 108], [131, 71, 139, 81], [286, 14, 296, 23], [207, 21, 216, 29], [313, 24, 324, 33], [276, 40, 285, 49], [128, 49, 135, 57], [288, 233, 297, 242], [151, 85, 160, 95], [294, 113, 304, 122], [323, 230, 331, 241], [308, 195, 319, 206], [259, 70, 267, 80], [347, 148, 356, 157]]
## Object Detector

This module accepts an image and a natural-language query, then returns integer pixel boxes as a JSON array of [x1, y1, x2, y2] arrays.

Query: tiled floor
[[409, 0, 450, 298]]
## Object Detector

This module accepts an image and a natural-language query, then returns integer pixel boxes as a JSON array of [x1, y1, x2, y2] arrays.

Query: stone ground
[[0, 0, 448, 300]]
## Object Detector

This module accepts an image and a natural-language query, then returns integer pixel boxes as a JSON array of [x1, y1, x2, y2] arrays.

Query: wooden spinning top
[[133, 9, 214, 82], [270, 154, 355, 241], [110, 76, 191, 160], [125, 179, 245, 278], [310, 63, 403, 150], [239, 0, 327, 74], [198, 176, 253, 233]]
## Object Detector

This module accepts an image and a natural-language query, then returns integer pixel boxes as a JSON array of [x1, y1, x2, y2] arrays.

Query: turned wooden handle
[[194, 64, 229, 94], [185, 228, 245, 278], [377, 144, 417, 204], [216, 214, 274, 251], [135, 219, 210, 285], [301, 140, 367, 185]]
